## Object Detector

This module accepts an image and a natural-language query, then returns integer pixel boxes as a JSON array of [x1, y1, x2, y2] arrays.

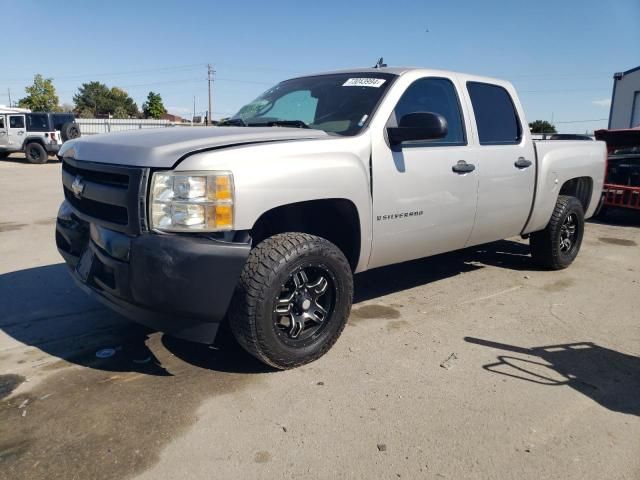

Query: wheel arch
[[559, 176, 593, 213], [250, 198, 362, 271], [524, 141, 606, 235], [23, 137, 47, 150], [524, 175, 596, 235]]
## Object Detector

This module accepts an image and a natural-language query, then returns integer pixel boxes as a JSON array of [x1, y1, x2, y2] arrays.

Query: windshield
[[230, 73, 396, 136]]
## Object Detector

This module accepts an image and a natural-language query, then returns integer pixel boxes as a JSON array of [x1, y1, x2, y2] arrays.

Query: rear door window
[[0, 116, 5, 129], [467, 82, 522, 145]]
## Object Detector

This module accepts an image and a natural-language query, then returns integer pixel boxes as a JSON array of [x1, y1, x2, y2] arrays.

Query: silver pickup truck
[[56, 67, 606, 369]]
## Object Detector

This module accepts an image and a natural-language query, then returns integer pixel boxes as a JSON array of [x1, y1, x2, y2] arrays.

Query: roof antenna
[[373, 57, 387, 69]]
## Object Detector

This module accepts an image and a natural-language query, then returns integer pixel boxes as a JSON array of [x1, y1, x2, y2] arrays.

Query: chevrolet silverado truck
[[56, 67, 606, 369]]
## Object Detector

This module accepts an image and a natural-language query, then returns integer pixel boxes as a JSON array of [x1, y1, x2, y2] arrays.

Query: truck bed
[[523, 140, 606, 234]]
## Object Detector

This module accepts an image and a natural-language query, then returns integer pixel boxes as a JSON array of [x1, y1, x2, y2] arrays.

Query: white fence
[[76, 118, 173, 135]]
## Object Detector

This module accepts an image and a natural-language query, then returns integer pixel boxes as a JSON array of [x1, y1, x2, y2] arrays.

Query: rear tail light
[[51, 132, 57, 142]]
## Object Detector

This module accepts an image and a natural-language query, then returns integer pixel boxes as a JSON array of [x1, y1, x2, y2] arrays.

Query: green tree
[[73, 82, 139, 118], [142, 91, 167, 119], [529, 120, 557, 134], [17, 74, 59, 112], [109, 87, 139, 118]]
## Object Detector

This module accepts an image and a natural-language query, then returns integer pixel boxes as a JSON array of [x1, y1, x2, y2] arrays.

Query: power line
[[554, 118, 608, 124], [0, 62, 295, 86], [0, 63, 207, 84], [27, 76, 273, 97], [504, 72, 612, 79], [519, 88, 610, 93]]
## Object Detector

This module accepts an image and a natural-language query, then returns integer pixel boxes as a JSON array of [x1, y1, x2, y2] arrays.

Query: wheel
[[228, 232, 353, 369], [25, 142, 48, 164], [60, 122, 81, 141], [530, 195, 584, 270]]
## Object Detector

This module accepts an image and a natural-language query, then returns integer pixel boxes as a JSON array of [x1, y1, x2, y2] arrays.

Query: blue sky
[[1, 0, 638, 132]]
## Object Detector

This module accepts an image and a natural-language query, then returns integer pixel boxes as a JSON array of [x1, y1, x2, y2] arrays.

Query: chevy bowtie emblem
[[71, 175, 85, 198]]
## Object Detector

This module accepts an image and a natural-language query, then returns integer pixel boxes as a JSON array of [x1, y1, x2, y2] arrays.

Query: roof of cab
[[290, 66, 508, 86]]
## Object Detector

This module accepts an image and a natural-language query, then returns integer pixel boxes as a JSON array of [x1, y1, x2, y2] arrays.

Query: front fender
[[175, 136, 373, 272]]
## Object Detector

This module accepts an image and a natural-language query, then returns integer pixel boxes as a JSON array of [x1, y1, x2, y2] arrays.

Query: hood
[[59, 126, 330, 168]]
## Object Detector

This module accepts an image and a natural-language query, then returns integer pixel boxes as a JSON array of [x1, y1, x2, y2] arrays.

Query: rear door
[[368, 76, 479, 268], [7, 114, 26, 149], [464, 81, 536, 246]]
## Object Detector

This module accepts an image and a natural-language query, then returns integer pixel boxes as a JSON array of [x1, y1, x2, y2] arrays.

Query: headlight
[[150, 171, 234, 232]]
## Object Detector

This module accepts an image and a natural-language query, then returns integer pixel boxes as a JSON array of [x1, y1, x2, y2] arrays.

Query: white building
[[609, 66, 640, 129], [0, 105, 31, 114]]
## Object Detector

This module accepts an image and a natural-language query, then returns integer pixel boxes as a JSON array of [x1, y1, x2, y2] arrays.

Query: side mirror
[[387, 112, 448, 146]]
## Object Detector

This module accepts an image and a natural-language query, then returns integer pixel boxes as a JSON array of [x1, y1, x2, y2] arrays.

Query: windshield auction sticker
[[343, 78, 387, 87]]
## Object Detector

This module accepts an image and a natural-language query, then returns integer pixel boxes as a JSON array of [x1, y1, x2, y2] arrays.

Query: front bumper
[[56, 201, 250, 343]]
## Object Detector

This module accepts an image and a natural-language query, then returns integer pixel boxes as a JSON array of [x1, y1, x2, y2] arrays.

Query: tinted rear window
[[467, 82, 522, 145], [27, 113, 51, 132], [52, 113, 75, 130]]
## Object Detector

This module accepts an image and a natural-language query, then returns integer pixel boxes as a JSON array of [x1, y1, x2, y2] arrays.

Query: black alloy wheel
[[273, 265, 336, 345], [229, 232, 353, 369]]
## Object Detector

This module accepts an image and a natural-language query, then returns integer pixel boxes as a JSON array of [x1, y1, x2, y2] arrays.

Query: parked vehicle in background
[[595, 128, 640, 213], [51, 113, 81, 142], [56, 67, 606, 369], [549, 133, 593, 141], [0, 110, 80, 163]]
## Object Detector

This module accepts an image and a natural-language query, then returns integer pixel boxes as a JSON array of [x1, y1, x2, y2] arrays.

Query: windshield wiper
[[249, 120, 310, 129], [218, 118, 247, 126]]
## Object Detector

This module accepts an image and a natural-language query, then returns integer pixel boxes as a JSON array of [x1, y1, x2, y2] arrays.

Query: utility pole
[[7, 88, 12, 107], [207, 64, 215, 125], [192, 96, 195, 126]]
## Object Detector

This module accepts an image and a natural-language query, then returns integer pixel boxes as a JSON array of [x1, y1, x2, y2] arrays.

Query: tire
[[530, 195, 585, 270], [60, 122, 81, 141], [228, 232, 353, 369], [25, 142, 48, 164]]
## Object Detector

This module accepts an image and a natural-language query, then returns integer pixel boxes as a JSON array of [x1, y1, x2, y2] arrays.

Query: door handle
[[452, 160, 476, 174], [17, 131, 24, 135], [514, 157, 532, 169]]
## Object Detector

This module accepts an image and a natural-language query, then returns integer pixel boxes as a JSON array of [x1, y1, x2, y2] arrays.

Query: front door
[[7, 114, 26, 150], [368, 76, 479, 269]]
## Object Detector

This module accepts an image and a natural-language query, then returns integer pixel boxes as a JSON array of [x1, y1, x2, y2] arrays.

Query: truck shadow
[[0, 263, 266, 376], [1, 239, 534, 375], [464, 337, 640, 417], [354, 239, 534, 303], [588, 208, 640, 227]]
